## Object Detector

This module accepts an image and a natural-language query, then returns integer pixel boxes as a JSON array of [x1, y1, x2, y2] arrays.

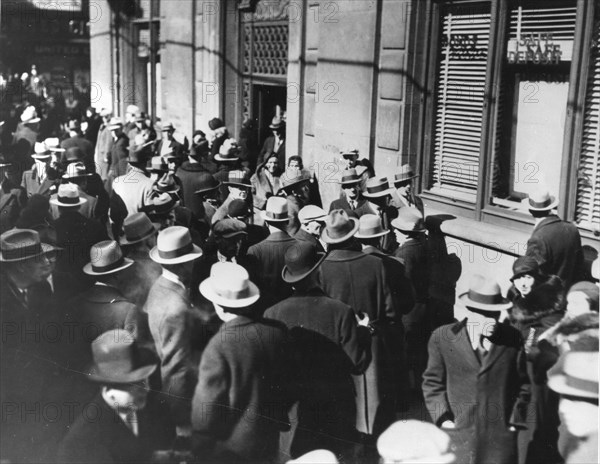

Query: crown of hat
[[149, 192, 178, 213], [0, 228, 44, 259], [377, 420, 452, 462], [219, 138, 240, 156], [161, 122, 174, 131], [265, 196, 288, 216], [156, 226, 193, 254], [123, 212, 155, 241], [511, 255, 540, 280], [63, 162, 87, 178], [126, 105, 140, 114], [67, 120, 81, 130], [156, 173, 178, 191], [365, 177, 391, 190], [57, 183, 80, 199], [89, 240, 125, 271], [34, 141, 51, 155], [391, 207, 424, 232], [281, 169, 310, 189], [341, 148, 359, 157], [108, 117, 123, 127], [270, 116, 284, 127], [358, 214, 385, 235], [149, 156, 168, 170], [298, 205, 326, 223], [208, 117, 225, 130], [228, 199, 251, 218], [394, 164, 416, 183], [209, 262, 254, 298], [44, 137, 61, 149], [467, 274, 503, 299], [285, 241, 321, 276], [227, 170, 250, 185], [195, 174, 220, 192], [326, 209, 357, 239], [213, 218, 247, 238], [21, 105, 38, 122]]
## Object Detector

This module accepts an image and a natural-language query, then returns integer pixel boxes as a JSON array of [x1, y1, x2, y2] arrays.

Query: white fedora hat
[[199, 262, 260, 308], [261, 196, 289, 223], [149, 226, 202, 264], [458, 274, 512, 311], [355, 214, 389, 239], [524, 188, 559, 211], [83, 240, 134, 276], [50, 183, 88, 208]]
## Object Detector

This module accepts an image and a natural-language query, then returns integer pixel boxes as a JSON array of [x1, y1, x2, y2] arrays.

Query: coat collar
[[325, 249, 365, 262], [534, 214, 561, 231], [266, 230, 294, 242]]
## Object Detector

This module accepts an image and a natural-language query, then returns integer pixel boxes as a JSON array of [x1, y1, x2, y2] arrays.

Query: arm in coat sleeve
[[509, 347, 532, 429], [525, 235, 548, 272], [191, 347, 230, 455], [422, 329, 453, 426], [339, 307, 372, 375], [158, 308, 199, 427]]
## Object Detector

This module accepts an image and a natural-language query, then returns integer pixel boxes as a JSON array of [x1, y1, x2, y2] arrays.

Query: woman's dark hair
[[287, 155, 303, 170]]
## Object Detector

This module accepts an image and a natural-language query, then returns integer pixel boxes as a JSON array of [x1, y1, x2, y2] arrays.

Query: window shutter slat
[[575, 20, 600, 232], [430, 6, 491, 198]]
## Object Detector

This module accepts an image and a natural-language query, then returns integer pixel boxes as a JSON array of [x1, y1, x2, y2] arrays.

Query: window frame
[[419, 0, 598, 239]]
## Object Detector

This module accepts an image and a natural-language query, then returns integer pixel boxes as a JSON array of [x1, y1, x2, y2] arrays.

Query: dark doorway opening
[[252, 84, 287, 148]]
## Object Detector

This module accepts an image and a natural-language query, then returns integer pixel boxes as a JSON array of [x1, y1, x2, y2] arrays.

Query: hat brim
[[339, 179, 361, 186], [31, 154, 52, 160], [149, 244, 203, 264], [458, 292, 512, 312], [341, 153, 359, 158], [392, 224, 427, 234], [282, 252, 326, 284], [119, 224, 160, 246], [321, 217, 360, 244], [83, 258, 134, 276], [194, 184, 221, 195], [63, 172, 92, 179], [363, 188, 395, 199], [49, 147, 66, 153], [260, 210, 289, 222], [279, 178, 310, 194], [523, 197, 559, 211], [108, 125, 123, 130], [548, 373, 598, 399], [223, 181, 251, 189], [199, 278, 260, 308], [214, 155, 239, 162], [355, 229, 390, 240], [50, 197, 88, 207], [299, 215, 327, 224], [0, 242, 59, 262], [22, 118, 41, 125], [393, 175, 417, 185], [87, 350, 158, 384]]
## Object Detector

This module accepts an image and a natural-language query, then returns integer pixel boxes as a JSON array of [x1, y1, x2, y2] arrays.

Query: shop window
[[429, 3, 491, 203], [575, 20, 600, 233], [491, 3, 576, 211]]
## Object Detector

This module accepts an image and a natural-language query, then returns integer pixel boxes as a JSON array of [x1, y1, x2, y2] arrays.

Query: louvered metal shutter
[[431, 6, 491, 201], [576, 20, 600, 232]]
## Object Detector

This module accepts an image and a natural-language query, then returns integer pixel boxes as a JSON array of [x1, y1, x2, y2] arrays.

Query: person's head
[[149, 226, 202, 282], [84, 240, 134, 285], [261, 196, 289, 231], [100, 108, 112, 124], [510, 256, 542, 297], [341, 149, 359, 169], [265, 154, 279, 175], [67, 120, 82, 137], [85, 107, 96, 119], [395, 179, 412, 198], [120, 212, 158, 253], [322, 209, 360, 248], [282, 241, 325, 291], [391, 208, 426, 246], [566, 282, 600, 318], [298, 204, 326, 238], [526, 187, 558, 219], [228, 185, 248, 201], [213, 219, 247, 258], [377, 420, 455, 464], [108, 118, 124, 137], [393, 164, 418, 198], [0, 229, 57, 287], [125, 105, 140, 123], [548, 351, 598, 438], [88, 329, 157, 413], [459, 274, 512, 322], [363, 178, 394, 209], [269, 116, 285, 138], [199, 262, 260, 321], [227, 199, 252, 223], [51, 183, 87, 216], [287, 156, 303, 171], [161, 122, 175, 139]]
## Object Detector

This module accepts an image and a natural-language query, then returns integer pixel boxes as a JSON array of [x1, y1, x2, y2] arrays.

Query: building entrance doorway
[[252, 84, 287, 148]]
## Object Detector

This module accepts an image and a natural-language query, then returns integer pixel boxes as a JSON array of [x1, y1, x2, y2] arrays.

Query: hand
[[356, 312, 370, 327], [441, 420, 455, 429]]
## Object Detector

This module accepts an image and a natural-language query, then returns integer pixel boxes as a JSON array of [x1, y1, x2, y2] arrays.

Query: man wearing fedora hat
[[107, 118, 130, 180], [94, 108, 113, 181], [61, 119, 94, 164], [524, 187, 584, 289], [52, 183, 108, 300], [50, 162, 97, 220], [329, 168, 375, 218], [0, 228, 62, 462], [390, 164, 424, 216], [144, 226, 205, 440], [423, 274, 530, 464], [227, 199, 269, 249], [259, 115, 286, 167], [178, 135, 214, 218], [119, 212, 161, 307], [21, 141, 57, 198], [155, 121, 185, 163], [548, 350, 598, 464], [56, 329, 173, 463], [0, 157, 28, 233], [319, 209, 398, 438], [264, 242, 371, 458], [278, 168, 317, 236], [248, 196, 297, 307], [193, 262, 293, 462], [211, 169, 253, 224], [295, 204, 327, 253], [362, 177, 399, 254]]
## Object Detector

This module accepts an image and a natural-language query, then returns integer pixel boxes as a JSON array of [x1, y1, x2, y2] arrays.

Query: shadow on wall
[[426, 214, 462, 328]]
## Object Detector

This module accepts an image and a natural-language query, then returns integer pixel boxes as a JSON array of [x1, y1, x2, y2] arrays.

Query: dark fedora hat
[[510, 255, 541, 282], [227, 199, 252, 219], [208, 117, 225, 131], [0, 228, 58, 262], [86, 329, 158, 384], [64, 147, 86, 163], [147, 156, 168, 173], [194, 174, 221, 195], [339, 168, 361, 186], [223, 170, 251, 189], [282, 241, 326, 284], [279, 169, 310, 194], [119, 212, 159, 246], [363, 177, 394, 198], [213, 218, 248, 239]]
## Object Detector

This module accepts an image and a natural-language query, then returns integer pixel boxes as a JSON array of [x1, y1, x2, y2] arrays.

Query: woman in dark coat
[[508, 256, 566, 464]]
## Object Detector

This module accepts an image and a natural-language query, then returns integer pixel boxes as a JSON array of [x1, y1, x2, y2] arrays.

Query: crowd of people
[[0, 99, 599, 464]]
